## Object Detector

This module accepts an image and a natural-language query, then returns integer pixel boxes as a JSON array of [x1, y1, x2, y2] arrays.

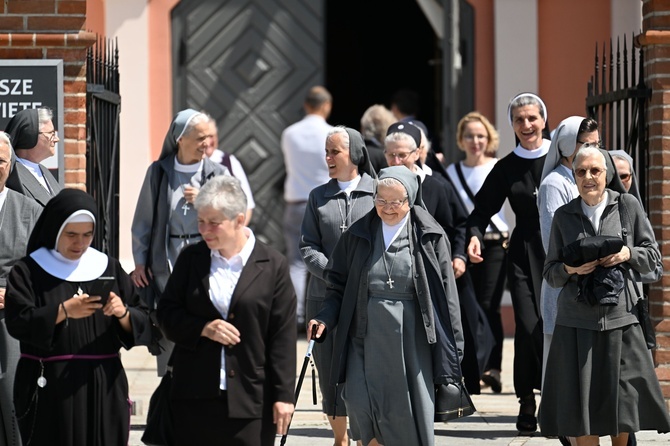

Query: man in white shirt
[[281, 86, 332, 329]]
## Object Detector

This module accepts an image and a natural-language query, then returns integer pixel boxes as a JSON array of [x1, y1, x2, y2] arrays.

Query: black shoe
[[481, 369, 502, 393], [627, 432, 636, 446], [516, 395, 537, 433]]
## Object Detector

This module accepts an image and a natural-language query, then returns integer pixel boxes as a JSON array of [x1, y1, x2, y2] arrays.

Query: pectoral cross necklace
[[381, 242, 400, 289], [176, 171, 192, 215], [336, 194, 357, 233]]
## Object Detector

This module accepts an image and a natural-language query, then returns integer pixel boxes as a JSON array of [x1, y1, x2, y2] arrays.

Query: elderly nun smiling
[[540, 146, 670, 445], [309, 166, 463, 446]]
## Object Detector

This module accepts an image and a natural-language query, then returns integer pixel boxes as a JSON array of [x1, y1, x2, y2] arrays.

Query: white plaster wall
[[105, 1, 151, 270], [494, 0, 539, 157], [611, 0, 642, 42], [493, 0, 539, 262]]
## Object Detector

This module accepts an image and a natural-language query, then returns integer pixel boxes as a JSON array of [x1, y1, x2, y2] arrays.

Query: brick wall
[[0, 0, 94, 190], [640, 0, 670, 408]]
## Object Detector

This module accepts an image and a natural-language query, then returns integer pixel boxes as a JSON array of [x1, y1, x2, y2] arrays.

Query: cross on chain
[[181, 203, 190, 215], [340, 222, 348, 232], [386, 277, 395, 289]]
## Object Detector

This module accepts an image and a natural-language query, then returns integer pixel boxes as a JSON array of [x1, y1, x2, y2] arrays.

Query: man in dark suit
[[4, 107, 62, 206], [0, 131, 41, 446], [157, 175, 297, 446]]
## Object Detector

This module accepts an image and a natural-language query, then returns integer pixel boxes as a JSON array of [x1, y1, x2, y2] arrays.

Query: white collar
[[381, 213, 409, 250], [337, 175, 361, 195], [174, 158, 202, 173], [0, 187, 7, 212], [412, 165, 427, 182], [211, 227, 256, 264], [30, 247, 109, 281], [513, 139, 551, 159]]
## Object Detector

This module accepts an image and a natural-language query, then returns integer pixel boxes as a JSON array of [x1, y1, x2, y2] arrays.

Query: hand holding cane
[[280, 324, 318, 445]]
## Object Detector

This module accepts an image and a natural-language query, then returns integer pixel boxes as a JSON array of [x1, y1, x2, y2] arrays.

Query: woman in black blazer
[[157, 175, 297, 446]]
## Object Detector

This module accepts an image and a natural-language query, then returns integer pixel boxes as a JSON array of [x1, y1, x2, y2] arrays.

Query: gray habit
[[343, 224, 434, 446]]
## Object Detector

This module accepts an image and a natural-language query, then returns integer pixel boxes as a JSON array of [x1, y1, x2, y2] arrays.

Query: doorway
[[325, 0, 442, 141]]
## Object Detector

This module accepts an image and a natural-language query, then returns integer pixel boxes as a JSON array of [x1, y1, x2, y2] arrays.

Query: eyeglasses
[[577, 140, 602, 149], [619, 173, 631, 181], [384, 150, 416, 161], [39, 130, 58, 142], [373, 197, 407, 209], [575, 167, 605, 178]]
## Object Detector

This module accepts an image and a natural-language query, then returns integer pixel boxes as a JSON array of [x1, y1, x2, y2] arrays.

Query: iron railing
[[86, 36, 121, 258], [586, 34, 651, 208]]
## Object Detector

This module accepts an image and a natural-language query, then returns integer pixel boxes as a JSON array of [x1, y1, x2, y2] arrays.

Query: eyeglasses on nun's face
[[383, 150, 416, 161], [577, 140, 602, 149], [39, 130, 58, 142], [575, 167, 605, 178], [373, 196, 408, 209]]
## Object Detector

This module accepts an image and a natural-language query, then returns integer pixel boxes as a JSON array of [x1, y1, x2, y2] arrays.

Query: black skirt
[[539, 323, 670, 436]]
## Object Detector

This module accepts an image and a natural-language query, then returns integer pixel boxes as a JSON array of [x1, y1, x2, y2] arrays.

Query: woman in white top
[[446, 112, 508, 393]]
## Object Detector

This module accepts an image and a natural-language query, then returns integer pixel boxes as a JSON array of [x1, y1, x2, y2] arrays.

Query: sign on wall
[[0, 59, 64, 180]]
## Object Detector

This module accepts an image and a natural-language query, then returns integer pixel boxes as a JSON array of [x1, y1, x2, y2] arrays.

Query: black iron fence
[[86, 37, 121, 258], [586, 34, 651, 207]]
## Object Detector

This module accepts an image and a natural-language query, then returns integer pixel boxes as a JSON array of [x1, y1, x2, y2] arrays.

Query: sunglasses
[[575, 167, 605, 178]]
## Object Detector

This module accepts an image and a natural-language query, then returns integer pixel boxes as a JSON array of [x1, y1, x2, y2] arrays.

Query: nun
[[537, 116, 599, 379], [299, 126, 376, 446], [4, 107, 62, 206], [5, 188, 152, 446], [130, 108, 229, 375], [308, 166, 463, 446]]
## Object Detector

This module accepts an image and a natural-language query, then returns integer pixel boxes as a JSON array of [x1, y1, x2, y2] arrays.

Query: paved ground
[[123, 338, 669, 445]]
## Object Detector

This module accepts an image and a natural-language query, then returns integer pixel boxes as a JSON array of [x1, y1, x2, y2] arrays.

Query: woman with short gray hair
[[157, 174, 297, 445]]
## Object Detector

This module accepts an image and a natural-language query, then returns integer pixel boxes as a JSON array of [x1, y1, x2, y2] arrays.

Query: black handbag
[[619, 195, 657, 349], [141, 367, 174, 446], [434, 380, 476, 422]]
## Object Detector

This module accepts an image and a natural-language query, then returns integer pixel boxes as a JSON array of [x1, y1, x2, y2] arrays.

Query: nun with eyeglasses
[[308, 166, 463, 446], [5, 188, 152, 446]]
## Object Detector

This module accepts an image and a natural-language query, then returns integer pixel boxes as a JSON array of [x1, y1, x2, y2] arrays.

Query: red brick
[[645, 45, 670, 61], [657, 367, 670, 381], [64, 95, 86, 110], [0, 17, 25, 31], [0, 48, 42, 58], [64, 125, 86, 140], [64, 109, 86, 125], [57, 1, 86, 15], [658, 335, 670, 348], [45, 47, 86, 61], [651, 301, 670, 317], [63, 79, 86, 94], [0, 35, 11, 46], [644, 0, 670, 16], [657, 349, 670, 364], [33, 33, 69, 47], [27, 16, 84, 32], [7, 1, 56, 14], [650, 104, 670, 122], [63, 63, 85, 77], [64, 170, 86, 185], [658, 319, 670, 332], [64, 155, 85, 170]]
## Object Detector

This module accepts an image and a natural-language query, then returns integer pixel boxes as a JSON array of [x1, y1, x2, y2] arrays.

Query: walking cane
[[280, 325, 318, 445]]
